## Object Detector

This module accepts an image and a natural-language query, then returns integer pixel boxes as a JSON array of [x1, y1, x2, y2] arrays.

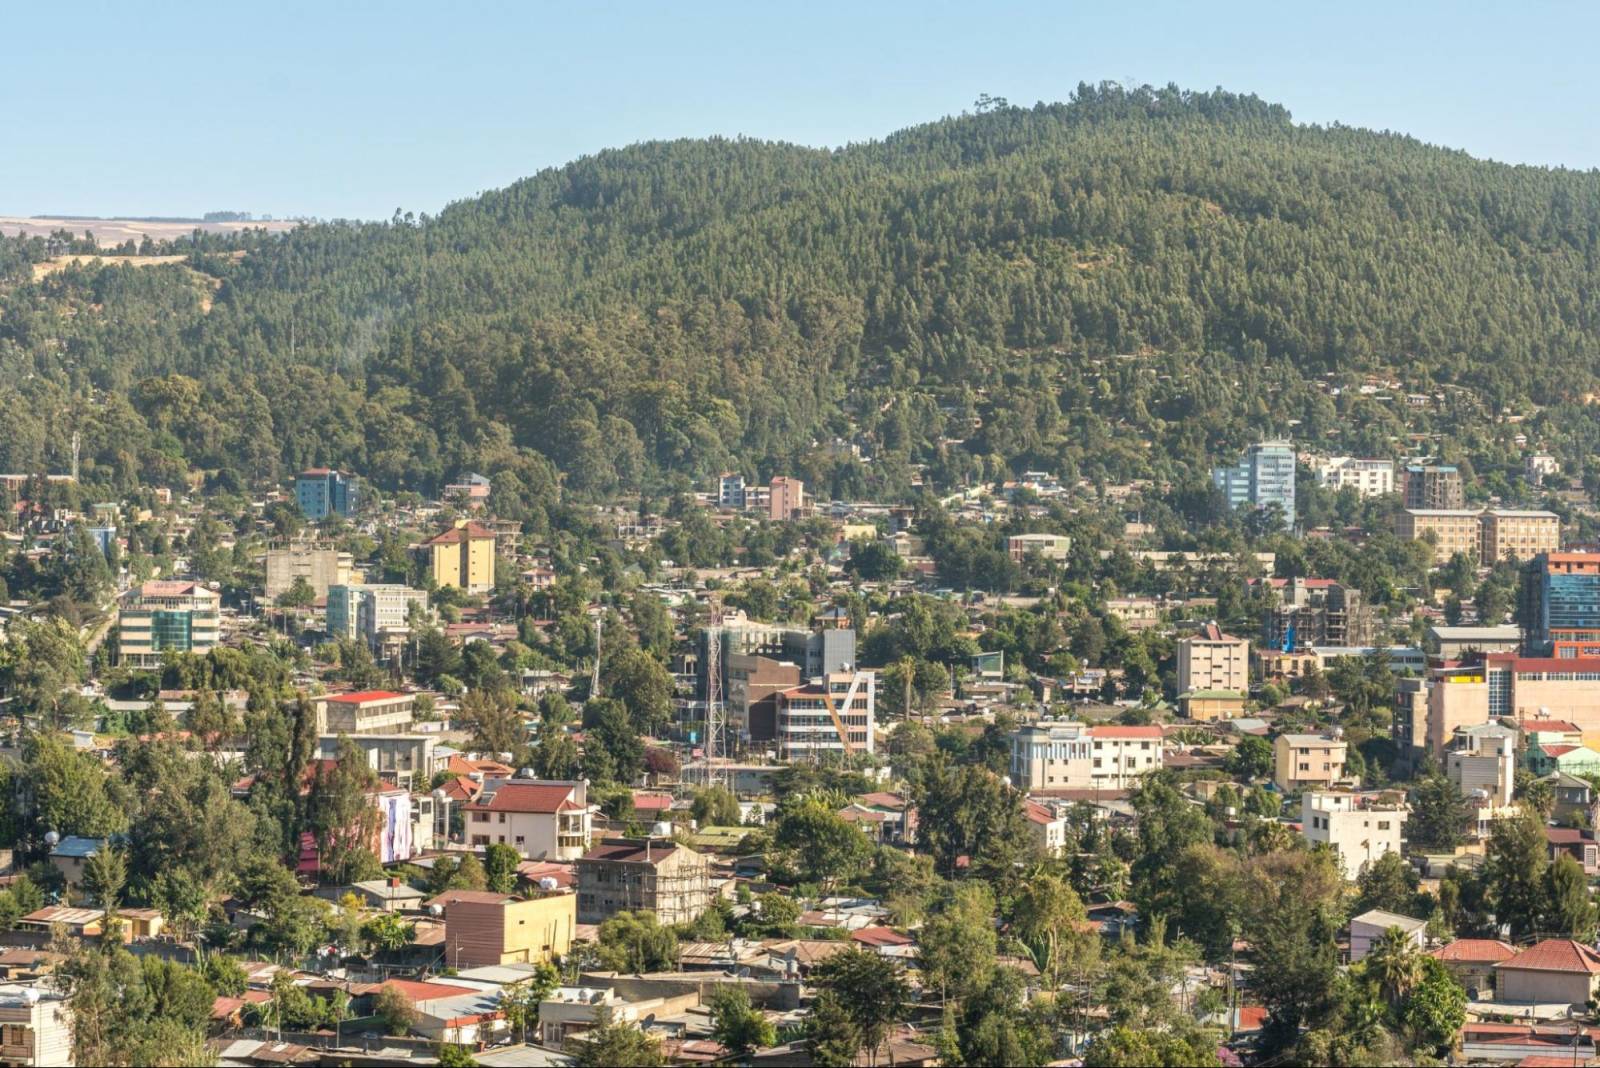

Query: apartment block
[[768, 476, 805, 522], [1403, 463, 1465, 510], [1479, 509, 1560, 564], [1008, 722, 1164, 790], [1176, 622, 1248, 694], [1316, 457, 1395, 498], [1301, 792, 1407, 880], [327, 583, 430, 652], [1426, 654, 1600, 755], [1397, 509, 1482, 564], [424, 518, 496, 593], [716, 473, 746, 509], [295, 467, 358, 520], [117, 580, 221, 668], [1273, 733, 1348, 792], [1446, 723, 1517, 808]]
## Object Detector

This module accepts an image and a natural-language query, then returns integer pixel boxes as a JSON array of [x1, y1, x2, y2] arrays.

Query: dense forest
[[5, 82, 1600, 522]]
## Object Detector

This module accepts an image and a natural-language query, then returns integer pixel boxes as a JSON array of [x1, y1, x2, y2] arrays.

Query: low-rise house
[[351, 878, 428, 913], [1527, 741, 1600, 778], [1022, 800, 1068, 856], [440, 890, 576, 970], [1348, 909, 1426, 962], [1495, 939, 1600, 1005], [463, 779, 593, 860], [18, 908, 103, 939], [1547, 772, 1600, 826], [1545, 827, 1600, 875], [47, 837, 106, 889], [1431, 938, 1516, 998]]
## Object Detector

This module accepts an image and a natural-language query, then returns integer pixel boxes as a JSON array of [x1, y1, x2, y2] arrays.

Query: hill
[[4, 82, 1600, 522]]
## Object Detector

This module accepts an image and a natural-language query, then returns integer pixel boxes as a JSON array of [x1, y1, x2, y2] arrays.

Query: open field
[[0, 214, 303, 247], [31, 253, 191, 281]]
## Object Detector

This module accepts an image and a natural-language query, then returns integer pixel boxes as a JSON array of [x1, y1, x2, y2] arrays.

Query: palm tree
[[1366, 925, 1422, 1002]]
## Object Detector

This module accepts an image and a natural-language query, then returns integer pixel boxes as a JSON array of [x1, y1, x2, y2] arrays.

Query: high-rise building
[[118, 580, 221, 667], [768, 476, 804, 522], [1403, 463, 1464, 510], [1521, 553, 1600, 657], [295, 468, 358, 520], [423, 518, 496, 593], [1212, 440, 1296, 528]]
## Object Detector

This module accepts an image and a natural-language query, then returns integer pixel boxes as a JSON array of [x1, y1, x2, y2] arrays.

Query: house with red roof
[[1495, 939, 1600, 1004], [1022, 799, 1068, 855], [1431, 938, 1516, 997], [462, 779, 592, 860], [1545, 827, 1600, 875]]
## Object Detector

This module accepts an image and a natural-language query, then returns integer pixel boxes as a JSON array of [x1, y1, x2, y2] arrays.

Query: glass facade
[[149, 609, 193, 653], [1212, 441, 1296, 528]]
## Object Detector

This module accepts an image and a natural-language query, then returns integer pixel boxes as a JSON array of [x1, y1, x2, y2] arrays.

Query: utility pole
[[591, 613, 603, 697]]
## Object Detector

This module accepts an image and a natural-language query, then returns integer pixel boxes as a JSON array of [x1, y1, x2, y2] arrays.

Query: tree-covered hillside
[[5, 82, 1600, 524]]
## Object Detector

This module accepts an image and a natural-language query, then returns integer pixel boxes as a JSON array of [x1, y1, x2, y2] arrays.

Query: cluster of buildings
[[714, 473, 807, 522]]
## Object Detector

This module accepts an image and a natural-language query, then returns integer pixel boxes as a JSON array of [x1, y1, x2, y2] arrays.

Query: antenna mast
[[703, 626, 725, 789]]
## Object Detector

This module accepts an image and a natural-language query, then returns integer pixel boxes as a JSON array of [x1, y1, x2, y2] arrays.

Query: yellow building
[[425, 519, 496, 593], [440, 890, 576, 969], [1396, 509, 1481, 564], [1479, 509, 1560, 563]]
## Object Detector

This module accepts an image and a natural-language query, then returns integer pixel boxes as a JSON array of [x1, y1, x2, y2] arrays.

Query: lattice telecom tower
[[702, 627, 727, 788]]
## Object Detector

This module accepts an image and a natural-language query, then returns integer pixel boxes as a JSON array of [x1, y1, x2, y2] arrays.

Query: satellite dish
[[651, 821, 674, 839], [538, 876, 559, 891], [432, 788, 448, 802], [1000, 775, 1012, 789], [22, 988, 39, 1005], [428, 904, 443, 917], [43, 831, 59, 848]]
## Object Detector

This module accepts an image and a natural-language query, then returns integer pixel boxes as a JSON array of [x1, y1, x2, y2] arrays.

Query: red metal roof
[[425, 521, 495, 545], [466, 782, 579, 814], [326, 690, 407, 704], [1088, 725, 1164, 739], [581, 839, 678, 865], [1497, 938, 1600, 974], [1432, 938, 1516, 963], [379, 978, 481, 1002]]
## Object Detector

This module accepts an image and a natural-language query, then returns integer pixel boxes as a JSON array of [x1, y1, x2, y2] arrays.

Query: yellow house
[[439, 890, 575, 969], [425, 519, 496, 593]]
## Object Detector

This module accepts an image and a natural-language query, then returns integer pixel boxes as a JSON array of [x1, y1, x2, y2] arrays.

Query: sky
[[6, 0, 1599, 220]]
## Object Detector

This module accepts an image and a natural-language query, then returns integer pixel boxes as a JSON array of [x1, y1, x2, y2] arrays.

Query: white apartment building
[[1007, 533, 1072, 564], [1300, 792, 1408, 880], [1176, 622, 1249, 693], [327, 583, 430, 647], [1315, 457, 1396, 498], [775, 670, 875, 759], [1008, 722, 1164, 791], [464, 779, 594, 860], [1446, 722, 1516, 808]]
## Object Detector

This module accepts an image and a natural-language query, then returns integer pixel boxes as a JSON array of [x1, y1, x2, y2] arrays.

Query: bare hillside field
[[0, 214, 302, 246]]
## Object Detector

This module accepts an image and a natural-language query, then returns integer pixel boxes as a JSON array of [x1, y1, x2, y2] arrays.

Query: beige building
[[263, 545, 353, 601], [1397, 509, 1482, 564], [1007, 533, 1072, 564], [1273, 733, 1348, 792], [1008, 723, 1164, 790], [439, 890, 576, 970], [574, 837, 713, 925], [1494, 939, 1600, 1005], [774, 670, 876, 759], [1176, 622, 1248, 694], [1300, 792, 1407, 880], [319, 690, 415, 734], [1479, 509, 1560, 562]]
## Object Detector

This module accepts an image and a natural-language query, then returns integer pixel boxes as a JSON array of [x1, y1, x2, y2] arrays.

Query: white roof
[[1351, 909, 1427, 933]]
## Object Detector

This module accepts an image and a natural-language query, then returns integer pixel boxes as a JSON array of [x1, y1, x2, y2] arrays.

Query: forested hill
[[6, 82, 1600, 524]]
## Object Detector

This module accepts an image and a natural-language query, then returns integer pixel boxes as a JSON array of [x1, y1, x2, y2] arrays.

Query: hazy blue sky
[[7, 1, 1597, 219]]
